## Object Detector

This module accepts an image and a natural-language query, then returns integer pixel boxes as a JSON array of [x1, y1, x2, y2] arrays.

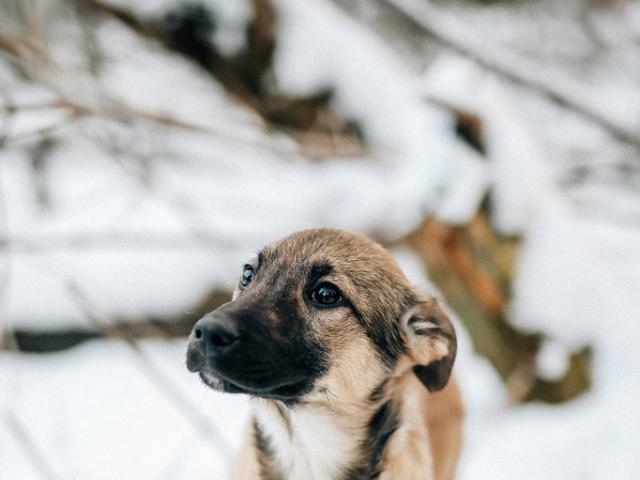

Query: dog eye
[[240, 265, 255, 287], [311, 283, 342, 307]]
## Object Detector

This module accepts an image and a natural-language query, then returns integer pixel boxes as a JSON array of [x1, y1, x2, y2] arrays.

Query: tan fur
[[234, 375, 464, 480], [425, 378, 464, 480], [233, 422, 262, 479], [379, 374, 435, 480], [219, 229, 464, 479], [307, 332, 387, 408], [377, 364, 464, 480]]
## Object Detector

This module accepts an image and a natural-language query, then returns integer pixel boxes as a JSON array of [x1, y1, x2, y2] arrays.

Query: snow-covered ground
[[1, 0, 639, 478]]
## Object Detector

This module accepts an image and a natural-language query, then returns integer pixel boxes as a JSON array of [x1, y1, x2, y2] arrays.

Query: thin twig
[[0, 162, 17, 351], [4, 411, 62, 480], [66, 282, 234, 464], [67, 0, 368, 160], [3, 2, 370, 159], [0, 96, 305, 159], [0, 231, 236, 253], [377, 0, 640, 152]]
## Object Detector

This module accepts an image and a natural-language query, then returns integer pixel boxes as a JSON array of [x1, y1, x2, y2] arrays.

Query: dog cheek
[[312, 333, 386, 400]]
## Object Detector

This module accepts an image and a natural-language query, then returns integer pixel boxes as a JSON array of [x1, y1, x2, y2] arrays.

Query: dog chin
[[198, 370, 311, 402], [198, 370, 265, 396], [198, 371, 226, 391]]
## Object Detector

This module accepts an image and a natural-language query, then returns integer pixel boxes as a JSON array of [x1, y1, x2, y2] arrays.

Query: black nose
[[186, 314, 241, 373], [191, 315, 239, 350]]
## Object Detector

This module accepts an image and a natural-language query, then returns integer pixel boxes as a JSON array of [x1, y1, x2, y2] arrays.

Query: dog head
[[186, 228, 456, 404]]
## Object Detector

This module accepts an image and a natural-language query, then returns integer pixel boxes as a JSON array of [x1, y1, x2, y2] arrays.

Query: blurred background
[[1, 0, 639, 478]]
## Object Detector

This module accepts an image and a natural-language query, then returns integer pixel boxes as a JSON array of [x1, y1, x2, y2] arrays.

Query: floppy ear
[[400, 297, 457, 392]]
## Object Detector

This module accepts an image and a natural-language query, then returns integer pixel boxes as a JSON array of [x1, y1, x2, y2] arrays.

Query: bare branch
[[4, 411, 62, 480], [376, 0, 640, 152], [0, 231, 237, 253], [0, 159, 17, 351], [66, 0, 368, 159], [0, 96, 307, 159], [66, 282, 234, 463]]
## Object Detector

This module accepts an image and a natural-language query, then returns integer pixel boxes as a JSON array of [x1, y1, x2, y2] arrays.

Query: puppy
[[186, 228, 463, 480]]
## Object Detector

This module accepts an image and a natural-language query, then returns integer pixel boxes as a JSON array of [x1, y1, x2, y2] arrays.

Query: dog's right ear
[[400, 297, 457, 392]]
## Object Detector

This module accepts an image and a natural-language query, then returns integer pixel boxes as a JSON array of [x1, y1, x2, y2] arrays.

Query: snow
[[422, 55, 552, 234], [535, 338, 571, 381], [0, 340, 248, 480], [2, 0, 640, 478], [1, 3, 457, 327]]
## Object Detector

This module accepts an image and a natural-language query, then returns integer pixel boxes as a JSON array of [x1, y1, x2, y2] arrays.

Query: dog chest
[[254, 401, 360, 480]]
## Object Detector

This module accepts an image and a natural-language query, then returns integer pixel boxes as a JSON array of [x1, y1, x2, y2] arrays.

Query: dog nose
[[187, 314, 240, 373], [191, 315, 239, 349]]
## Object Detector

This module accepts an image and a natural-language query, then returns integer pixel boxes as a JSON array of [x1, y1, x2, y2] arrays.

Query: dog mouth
[[197, 370, 310, 401]]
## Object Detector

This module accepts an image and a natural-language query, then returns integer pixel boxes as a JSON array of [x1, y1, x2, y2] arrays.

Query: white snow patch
[[0, 339, 249, 480]]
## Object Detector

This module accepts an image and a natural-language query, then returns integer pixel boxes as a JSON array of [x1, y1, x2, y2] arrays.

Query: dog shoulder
[[378, 375, 435, 480], [254, 400, 361, 480], [423, 375, 464, 480]]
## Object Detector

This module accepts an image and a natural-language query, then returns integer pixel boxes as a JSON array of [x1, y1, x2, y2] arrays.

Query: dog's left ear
[[400, 297, 457, 392]]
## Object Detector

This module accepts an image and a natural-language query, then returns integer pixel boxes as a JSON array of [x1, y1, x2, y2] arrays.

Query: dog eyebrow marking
[[304, 263, 335, 294], [309, 263, 333, 280]]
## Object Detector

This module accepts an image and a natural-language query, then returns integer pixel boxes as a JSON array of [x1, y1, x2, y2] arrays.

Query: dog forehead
[[266, 228, 399, 270]]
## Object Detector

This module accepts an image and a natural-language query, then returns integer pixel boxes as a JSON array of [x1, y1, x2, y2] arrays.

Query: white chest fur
[[254, 400, 361, 480]]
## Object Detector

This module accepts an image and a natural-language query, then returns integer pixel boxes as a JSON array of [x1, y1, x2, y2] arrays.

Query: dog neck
[[250, 376, 432, 480], [253, 398, 365, 479]]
